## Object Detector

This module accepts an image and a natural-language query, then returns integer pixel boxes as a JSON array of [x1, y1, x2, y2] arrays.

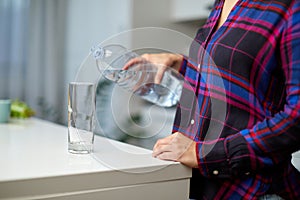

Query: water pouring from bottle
[[90, 44, 184, 107]]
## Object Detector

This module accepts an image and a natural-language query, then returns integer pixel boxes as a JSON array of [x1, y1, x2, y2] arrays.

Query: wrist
[[172, 54, 184, 72]]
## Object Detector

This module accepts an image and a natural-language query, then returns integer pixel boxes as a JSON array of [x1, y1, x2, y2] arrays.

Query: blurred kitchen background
[[0, 0, 212, 149]]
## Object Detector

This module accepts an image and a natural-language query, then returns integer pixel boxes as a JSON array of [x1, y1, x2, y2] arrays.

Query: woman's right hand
[[122, 53, 183, 84]]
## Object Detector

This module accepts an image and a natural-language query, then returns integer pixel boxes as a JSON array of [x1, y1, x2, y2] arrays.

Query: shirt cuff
[[178, 56, 188, 76], [196, 133, 253, 179]]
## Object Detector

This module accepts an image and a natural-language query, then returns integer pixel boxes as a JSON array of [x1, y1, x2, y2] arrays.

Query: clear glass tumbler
[[68, 82, 95, 154]]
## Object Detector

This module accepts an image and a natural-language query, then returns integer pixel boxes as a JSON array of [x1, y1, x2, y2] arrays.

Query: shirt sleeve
[[195, 2, 300, 178], [178, 55, 188, 76]]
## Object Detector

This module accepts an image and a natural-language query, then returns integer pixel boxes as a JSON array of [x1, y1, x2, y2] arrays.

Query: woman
[[125, 0, 300, 199]]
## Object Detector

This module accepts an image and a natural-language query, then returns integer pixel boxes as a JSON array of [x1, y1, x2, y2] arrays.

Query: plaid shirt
[[173, 0, 300, 199]]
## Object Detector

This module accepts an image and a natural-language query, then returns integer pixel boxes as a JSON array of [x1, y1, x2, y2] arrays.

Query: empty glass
[[68, 82, 95, 154]]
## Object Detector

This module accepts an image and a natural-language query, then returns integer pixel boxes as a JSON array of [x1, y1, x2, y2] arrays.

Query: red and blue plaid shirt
[[173, 0, 300, 199]]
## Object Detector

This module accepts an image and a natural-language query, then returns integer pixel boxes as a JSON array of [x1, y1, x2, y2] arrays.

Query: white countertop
[[0, 118, 191, 199], [1, 119, 100, 181]]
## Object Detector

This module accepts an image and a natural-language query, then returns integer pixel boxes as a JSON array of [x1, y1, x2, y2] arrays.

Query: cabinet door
[[171, 0, 213, 22]]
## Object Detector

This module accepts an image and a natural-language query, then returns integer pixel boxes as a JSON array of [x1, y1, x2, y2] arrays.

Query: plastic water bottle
[[90, 44, 184, 107]]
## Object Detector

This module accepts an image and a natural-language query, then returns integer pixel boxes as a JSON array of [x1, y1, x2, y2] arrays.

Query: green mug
[[0, 99, 11, 123]]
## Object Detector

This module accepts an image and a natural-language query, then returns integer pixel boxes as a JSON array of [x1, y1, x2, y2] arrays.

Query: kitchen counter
[[0, 118, 191, 200]]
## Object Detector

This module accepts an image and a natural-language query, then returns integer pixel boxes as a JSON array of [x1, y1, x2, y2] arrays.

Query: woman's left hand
[[152, 132, 198, 168]]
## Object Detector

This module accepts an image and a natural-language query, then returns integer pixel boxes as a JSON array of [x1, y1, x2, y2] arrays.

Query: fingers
[[153, 134, 175, 151], [156, 152, 178, 161], [154, 65, 167, 84], [122, 53, 181, 88], [152, 144, 173, 158], [152, 133, 182, 159], [122, 57, 145, 70], [123, 53, 182, 70], [122, 53, 158, 70], [152, 132, 198, 168]]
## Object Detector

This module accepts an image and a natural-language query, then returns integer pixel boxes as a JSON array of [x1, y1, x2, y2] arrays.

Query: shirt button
[[191, 119, 195, 125], [213, 170, 219, 175]]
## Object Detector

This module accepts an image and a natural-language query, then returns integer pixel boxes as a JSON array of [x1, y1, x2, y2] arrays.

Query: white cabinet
[[171, 0, 213, 22]]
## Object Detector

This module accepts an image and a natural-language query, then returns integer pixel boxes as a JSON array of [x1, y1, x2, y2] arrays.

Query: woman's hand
[[123, 53, 183, 84], [152, 132, 198, 168]]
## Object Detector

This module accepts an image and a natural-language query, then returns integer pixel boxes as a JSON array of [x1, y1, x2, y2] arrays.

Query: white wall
[[64, 0, 132, 84], [131, 0, 206, 38], [62, 0, 132, 123]]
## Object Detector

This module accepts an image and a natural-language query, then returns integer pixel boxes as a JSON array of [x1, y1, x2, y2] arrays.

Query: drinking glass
[[68, 82, 95, 154]]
